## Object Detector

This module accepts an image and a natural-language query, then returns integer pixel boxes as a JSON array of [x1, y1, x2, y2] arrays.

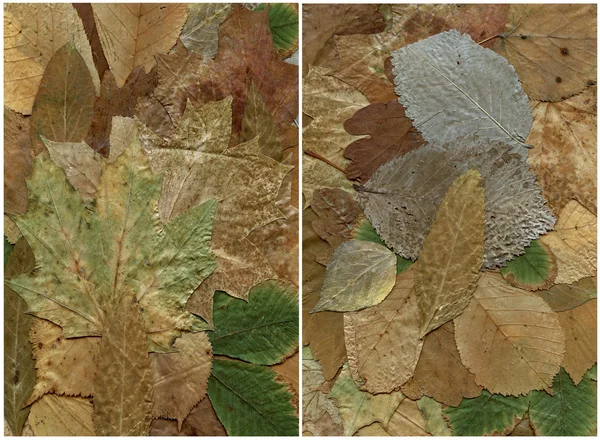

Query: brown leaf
[[150, 399, 226, 436], [92, 4, 187, 88], [344, 268, 423, 394], [73, 3, 109, 78], [527, 86, 597, 216], [311, 188, 362, 252], [4, 108, 32, 216], [343, 101, 424, 183], [401, 322, 482, 407], [558, 300, 597, 385], [29, 43, 96, 154], [386, 399, 431, 436], [272, 351, 300, 415], [29, 395, 95, 436]]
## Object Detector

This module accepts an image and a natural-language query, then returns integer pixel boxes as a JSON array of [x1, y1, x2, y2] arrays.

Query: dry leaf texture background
[[4, 3, 299, 436], [302, 3, 597, 437]]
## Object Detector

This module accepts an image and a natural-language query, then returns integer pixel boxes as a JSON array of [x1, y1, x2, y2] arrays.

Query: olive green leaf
[[501, 240, 557, 290], [208, 358, 298, 436], [536, 277, 597, 312], [586, 363, 597, 381], [210, 280, 299, 365], [269, 3, 298, 50], [417, 397, 452, 436]]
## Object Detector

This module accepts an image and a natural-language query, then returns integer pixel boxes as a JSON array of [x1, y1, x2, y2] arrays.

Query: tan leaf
[[454, 273, 566, 396], [4, 3, 100, 115], [344, 268, 423, 394], [558, 299, 597, 385], [180, 4, 231, 59], [311, 188, 362, 251], [93, 294, 153, 436], [4, 108, 31, 216], [527, 86, 596, 215], [415, 169, 484, 337], [27, 319, 100, 405], [29, 395, 95, 436], [4, 215, 22, 244], [273, 351, 300, 415], [494, 4, 597, 101], [401, 322, 482, 407], [385, 399, 431, 436], [151, 332, 212, 427], [303, 157, 356, 208], [540, 200, 597, 284], [536, 277, 597, 312], [150, 399, 226, 436], [92, 4, 187, 88]]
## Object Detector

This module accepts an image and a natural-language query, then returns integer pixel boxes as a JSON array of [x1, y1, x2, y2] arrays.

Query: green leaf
[[353, 218, 412, 274], [4, 236, 14, 268], [501, 240, 557, 290], [210, 280, 299, 365], [208, 358, 298, 436], [444, 390, 530, 436], [268, 4, 298, 50], [535, 277, 597, 312], [586, 363, 597, 381], [417, 397, 452, 436], [529, 369, 597, 436]]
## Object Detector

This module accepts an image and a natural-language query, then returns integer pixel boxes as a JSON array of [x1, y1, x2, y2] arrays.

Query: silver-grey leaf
[[357, 135, 555, 268], [391, 30, 532, 147]]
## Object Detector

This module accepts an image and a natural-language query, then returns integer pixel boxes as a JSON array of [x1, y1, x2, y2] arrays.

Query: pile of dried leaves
[[4, 3, 299, 436], [302, 4, 597, 436]]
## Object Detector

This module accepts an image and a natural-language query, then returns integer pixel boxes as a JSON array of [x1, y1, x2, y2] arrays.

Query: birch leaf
[[540, 200, 597, 284], [558, 300, 597, 385], [29, 43, 96, 154], [311, 240, 397, 313], [494, 4, 597, 101], [415, 169, 484, 336], [454, 273, 565, 396], [4, 3, 100, 114], [4, 108, 32, 216], [501, 240, 557, 291], [391, 30, 532, 147], [180, 4, 231, 58], [535, 277, 597, 312], [357, 135, 555, 268], [92, 4, 187, 88], [344, 268, 423, 394], [94, 294, 153, 436], [150, 332, 212, 427], [29, 395, 95, 436]]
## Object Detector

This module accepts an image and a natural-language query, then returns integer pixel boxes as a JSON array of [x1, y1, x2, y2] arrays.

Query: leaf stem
[[304, 149, 346, 174], [477, 34, 502, 45]]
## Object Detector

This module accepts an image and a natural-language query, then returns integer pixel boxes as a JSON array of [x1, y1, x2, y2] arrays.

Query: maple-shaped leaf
[[501, 239, 557, 291], [5, 116, 217, 349], [29, 395, 95, 436], [180, 4, 231, 59], [4, 108, 32, 216], [357, 135, 555, 268]]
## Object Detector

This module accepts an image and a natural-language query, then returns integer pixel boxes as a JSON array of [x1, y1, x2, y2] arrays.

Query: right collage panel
[[302, 4, 597, 437]]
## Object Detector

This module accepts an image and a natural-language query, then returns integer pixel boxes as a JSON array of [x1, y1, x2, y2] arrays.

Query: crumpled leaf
[[208, 358, 298, 436], [529, 369, 597, 436], [444, 391, 530, 436], [328, 363, 403, 436], [93, 293, 153, 436], [29, 395, 95, 436], [344, 268, 423, 394], [210, 281, 299, 365], [401, 323, 482, 407], [4, 237, 35, 436], [4, 3, 100, 114], [150, 332, 212, 427], [92, 4, 187, 88], [29, 43, 96, 154], [311, 240, 396, 313], [391, 30, 532, 147], [150, 399, 226, 436], [501, 240, 557, 291], [557, 300, 597, 385], [4, 108, 32, 216], [527, 86, 597, 216], [27, 319, 99, 405], [535, 277, 597, 312], [180, 4, 231, 58], [357, 135, 555, 268], [417, 397, 452, 436], [494, 4, 597, 101], [415, 169, 484, 336], [540, 200, 597, 284], [343, 100, 424, 183], [454, 273, 565, 396]]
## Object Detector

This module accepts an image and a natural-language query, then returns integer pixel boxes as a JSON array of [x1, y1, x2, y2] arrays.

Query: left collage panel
[[4, 3, 299, 436]]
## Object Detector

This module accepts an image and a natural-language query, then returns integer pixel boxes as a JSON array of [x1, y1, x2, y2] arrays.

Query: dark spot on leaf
[[556, 77, 562, 83], [560, 47, 569, 55], [521, 35, 527, 40]]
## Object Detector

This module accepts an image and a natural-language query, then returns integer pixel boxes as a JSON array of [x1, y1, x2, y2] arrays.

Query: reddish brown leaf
[[72, 3, 109, 78], [311, 188, 362, 251], [4, 108, 32, 216]]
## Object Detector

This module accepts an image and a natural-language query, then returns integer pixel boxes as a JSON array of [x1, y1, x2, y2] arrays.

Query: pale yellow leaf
[[29, 395, 95, 436]]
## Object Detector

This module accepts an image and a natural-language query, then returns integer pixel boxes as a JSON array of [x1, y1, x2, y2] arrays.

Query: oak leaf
[[180, 4, 231, 59], [29, 395, 95, 436], [4, 108, 31, 216], [150, 399, 226, 436]]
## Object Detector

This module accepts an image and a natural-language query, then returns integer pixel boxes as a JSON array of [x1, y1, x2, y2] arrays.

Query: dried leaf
[[4, 3, 100, 114], [150, 399, 226, 436], [494, 4, 597, 101], [535, 277, 597, 312], [344, 268, 423, 394], [73, 3, 109, 78], [29, 395, 95, 436], [501, 240, 557, 291], [180, 4, 231, 58], [415, 169, 484, 336], [4, 108, 31, 216], [391, 30, 532, 147], [509, 411, 535, 436], [357, 135, 555, 268], [272, 351, 300, 410], [311, 240, 397, 313], [401, 323, 482, 407], [417, 397, 452, 436], [94, 294, 153, 436], [328, 364, 403, 436], [343, 100, 424, 183], [454, 273, 565, 396], [384, 399, 430, 436], [303, 158, 356, 208], [558, 300, 597, 385], [29, 43, 96, 154], [311, 188, 361, 252], [540, 200, 597, 284], [92, 4, 187, 88]]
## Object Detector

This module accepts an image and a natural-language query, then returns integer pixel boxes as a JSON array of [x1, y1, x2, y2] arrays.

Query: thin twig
[[304, 149, 346, 174], [477, 34, 502, 45]]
